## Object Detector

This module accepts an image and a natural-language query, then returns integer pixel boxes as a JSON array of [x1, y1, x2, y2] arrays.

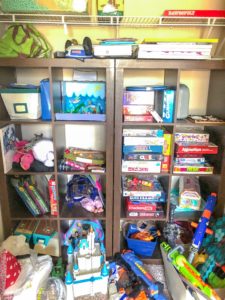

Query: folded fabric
[[80, 197, 104, 214]]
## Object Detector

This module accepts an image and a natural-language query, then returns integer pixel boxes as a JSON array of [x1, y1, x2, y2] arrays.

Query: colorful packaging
[[48, 176, 58, 217], [123, 91, 155, 105], [155, 89, 175, 123], [179, 176, 201, 210], [97, 0, 124, 16], [62, 81, 106, 115]]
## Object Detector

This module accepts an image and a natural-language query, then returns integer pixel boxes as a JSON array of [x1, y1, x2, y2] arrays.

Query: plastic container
[[40, 79, 51, 120], [0, 87, 41, 119], [125, 223, 157, 257]]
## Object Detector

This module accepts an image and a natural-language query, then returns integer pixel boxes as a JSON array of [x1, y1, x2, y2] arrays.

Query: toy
[[65, 174, 104, 213], [51, 258, 65, 279], [198, 217, 225, 287], [37, 277, 66, 300], [63, 219, 105, 250], [188, 192, 217, 264], [13, 140, 34, 170], [65, 225, 109, 298], [161, 242, 221, 300], [32, 139, 54, 167], [120, 250, 168, 300]]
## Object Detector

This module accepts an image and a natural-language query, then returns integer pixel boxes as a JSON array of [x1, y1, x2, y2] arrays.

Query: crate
[[0, 87, 41, 120]]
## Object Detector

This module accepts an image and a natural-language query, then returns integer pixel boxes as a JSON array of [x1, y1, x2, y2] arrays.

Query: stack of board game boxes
[[173, 129, 218, 174], [122, 175, 166, 218], [122, 128, 172, 173], [123, 85, 175, 123], [58, 147, 105, 173]]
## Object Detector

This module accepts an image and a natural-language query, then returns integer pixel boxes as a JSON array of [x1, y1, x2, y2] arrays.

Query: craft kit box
[[2, 0, 89, 13], [0, 87, 41, 120]]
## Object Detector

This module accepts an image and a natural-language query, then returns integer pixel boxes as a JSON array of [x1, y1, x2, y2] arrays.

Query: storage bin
[[40, 79, 51, 120], [0, 87, 41, 120], [125, 223, 158, 257]]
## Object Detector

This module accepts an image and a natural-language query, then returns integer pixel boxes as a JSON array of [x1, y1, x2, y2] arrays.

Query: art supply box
[[0, 87, 41, 119]]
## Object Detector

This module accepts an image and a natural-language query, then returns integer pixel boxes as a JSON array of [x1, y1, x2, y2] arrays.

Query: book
[[187, 115, 225, 124], [123, 128, 164, 137], [123, 136, 165, 146], [175, 142, 218, 154], [0, 124, 16, 173], [142, 38, 219, 44], [138, 51, 211, 60], [138, 44, 213, 51], [124, 115, 154, 122]]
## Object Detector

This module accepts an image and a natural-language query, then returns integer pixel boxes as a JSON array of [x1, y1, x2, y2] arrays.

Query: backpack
[[0, 24, 52, 58]]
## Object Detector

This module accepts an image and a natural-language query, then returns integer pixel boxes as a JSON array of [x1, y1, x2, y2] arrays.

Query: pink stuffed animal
[[13, 140, 34, 171]]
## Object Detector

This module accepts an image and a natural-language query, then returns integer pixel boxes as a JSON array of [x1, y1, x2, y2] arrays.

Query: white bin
[[0, 88, 41, 120]]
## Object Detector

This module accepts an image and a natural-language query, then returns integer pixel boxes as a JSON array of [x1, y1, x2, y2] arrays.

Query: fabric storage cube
[[0, 87, 41, 119]]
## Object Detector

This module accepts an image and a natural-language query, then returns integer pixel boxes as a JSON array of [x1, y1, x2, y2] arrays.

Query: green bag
[[0, 24, 52, 58]]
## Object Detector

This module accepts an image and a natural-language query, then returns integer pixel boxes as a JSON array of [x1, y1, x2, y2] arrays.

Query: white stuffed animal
[[32, 140, 54, 167]]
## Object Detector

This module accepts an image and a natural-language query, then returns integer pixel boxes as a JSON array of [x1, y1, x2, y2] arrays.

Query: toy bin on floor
[[0, 87, 41, 119], [125, 223, 158, 257]]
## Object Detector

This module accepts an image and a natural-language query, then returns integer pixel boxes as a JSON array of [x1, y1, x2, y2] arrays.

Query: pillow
[[0, 250, 21, 295]]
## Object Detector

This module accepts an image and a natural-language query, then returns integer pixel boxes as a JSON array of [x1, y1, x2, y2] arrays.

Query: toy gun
[[121, 251, 168, 300], [161, 242, 221, 300], [188, 192, 217, 264]]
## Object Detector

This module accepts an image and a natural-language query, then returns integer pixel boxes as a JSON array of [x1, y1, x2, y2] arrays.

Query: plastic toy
[[121, 250, 168, 300], [198, 216, 225, 286], [188, 192, 217, 264], [37, 277, 66, 300], [161, 242, 221, 300], [51, 258, 65, 279], [65, 225, 108, 299], [63, 219, 105, 251]]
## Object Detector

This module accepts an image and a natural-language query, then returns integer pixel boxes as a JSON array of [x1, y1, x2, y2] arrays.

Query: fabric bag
[[0, 24, 52, 58]]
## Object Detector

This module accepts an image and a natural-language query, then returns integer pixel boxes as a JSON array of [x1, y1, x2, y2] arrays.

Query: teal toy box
[[55, 81, 106, 121]]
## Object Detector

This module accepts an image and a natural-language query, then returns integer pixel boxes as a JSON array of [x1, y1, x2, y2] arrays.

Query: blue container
[[126, 224, 157, 257], [40, 79, 51, 120]]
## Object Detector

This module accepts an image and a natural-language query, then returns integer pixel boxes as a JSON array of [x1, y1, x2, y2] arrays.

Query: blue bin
[[40, 79, 51, 120], [126, 224, 157, 257]]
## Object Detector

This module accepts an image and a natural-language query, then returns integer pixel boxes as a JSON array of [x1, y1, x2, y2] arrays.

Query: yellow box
[[163, 133, 172, 156]]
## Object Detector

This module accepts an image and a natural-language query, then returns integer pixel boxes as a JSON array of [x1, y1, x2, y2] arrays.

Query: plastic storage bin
[[40, 79, 51, 120], [125, 223, 157, 257], [0, 87, 41, 119]]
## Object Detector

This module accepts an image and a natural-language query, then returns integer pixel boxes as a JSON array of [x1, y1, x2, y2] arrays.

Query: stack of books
[[122, 175, 166, 218], [122, 128, 165, 173], [58, 147, 105, 173], [173, 129, 218, 174], [137, 38, 218, 60], [123, 85, 170, 122]]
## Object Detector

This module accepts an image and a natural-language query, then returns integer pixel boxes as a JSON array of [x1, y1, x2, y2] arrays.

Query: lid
[[126, 85, 168, 91], [0, 88, 39, 93]]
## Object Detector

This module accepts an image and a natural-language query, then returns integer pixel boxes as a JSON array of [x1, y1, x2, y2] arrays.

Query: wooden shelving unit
[[113, 58, 225, 257], [0, 58, 114, 257]]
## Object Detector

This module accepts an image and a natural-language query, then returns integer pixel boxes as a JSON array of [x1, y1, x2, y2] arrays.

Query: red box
[[48, 176, 58, 216], [175, 142, 218, 154]]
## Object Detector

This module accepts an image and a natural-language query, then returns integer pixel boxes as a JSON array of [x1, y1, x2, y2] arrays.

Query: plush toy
[[13, 140, 34, 171], [32, 140, 54, 167]]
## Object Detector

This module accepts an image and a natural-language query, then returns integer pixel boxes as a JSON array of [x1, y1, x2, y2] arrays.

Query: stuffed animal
[[32, 140, 54, 167], [13, 140, 34, 171]]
